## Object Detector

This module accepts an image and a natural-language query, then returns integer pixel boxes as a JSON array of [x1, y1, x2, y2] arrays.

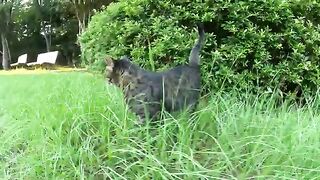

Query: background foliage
[[0, 0, 113, 69], [80, 0, 320, 96]]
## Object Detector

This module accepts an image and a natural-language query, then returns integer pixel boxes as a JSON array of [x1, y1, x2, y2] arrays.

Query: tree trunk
[[43, 33, 50, 52], [76, 10, 85, 35], [1, 33, 10, 70], [4, 36, 11, 61], [82, 12, 86, 33], [75, 8, 87, 35], [41, 22, 51, 52], [78, 19, 83, 35]]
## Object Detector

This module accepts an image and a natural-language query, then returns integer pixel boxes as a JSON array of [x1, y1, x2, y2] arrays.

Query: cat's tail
[[189, 22, 205, 66]]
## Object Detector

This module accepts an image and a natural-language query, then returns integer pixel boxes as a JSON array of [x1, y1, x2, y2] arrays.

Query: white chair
[[11, 54, 28, 67], [27, 51, 59, 66]]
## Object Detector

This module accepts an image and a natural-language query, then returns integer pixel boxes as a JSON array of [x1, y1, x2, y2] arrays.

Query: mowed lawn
[[1, 72, 320, 179]]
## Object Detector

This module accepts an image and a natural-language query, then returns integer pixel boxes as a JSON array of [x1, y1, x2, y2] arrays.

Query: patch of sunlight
[[0, 67, 87, 75]]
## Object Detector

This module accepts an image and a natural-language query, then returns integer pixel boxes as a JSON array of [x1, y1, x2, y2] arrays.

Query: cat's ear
[[105, 56, 115, 72], [120, 55, 132, 61]]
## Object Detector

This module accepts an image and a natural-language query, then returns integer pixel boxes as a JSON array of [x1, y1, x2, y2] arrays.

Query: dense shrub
[[80, 0, 320, 96]]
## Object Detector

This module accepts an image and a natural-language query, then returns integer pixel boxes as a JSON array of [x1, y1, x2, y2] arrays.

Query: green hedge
[[79, 0, 320, 96]]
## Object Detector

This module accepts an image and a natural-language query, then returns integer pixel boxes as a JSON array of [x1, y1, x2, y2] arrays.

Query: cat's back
[[164, 64, 200, 82], [137, 64, 200, 88]]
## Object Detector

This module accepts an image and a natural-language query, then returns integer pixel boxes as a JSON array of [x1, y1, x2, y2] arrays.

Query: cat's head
[[104, 56, 136, 87]]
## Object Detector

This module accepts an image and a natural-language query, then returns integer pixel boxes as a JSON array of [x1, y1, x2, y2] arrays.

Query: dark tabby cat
[[105, 23, 205, 124]]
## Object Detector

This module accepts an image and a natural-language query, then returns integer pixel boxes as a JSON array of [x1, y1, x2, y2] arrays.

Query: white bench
[[27, 51, 59, 66], [11, 54, 28, 67]]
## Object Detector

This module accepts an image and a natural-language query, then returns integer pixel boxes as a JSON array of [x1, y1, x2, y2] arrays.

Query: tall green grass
[[1, 72, 320, 179]]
